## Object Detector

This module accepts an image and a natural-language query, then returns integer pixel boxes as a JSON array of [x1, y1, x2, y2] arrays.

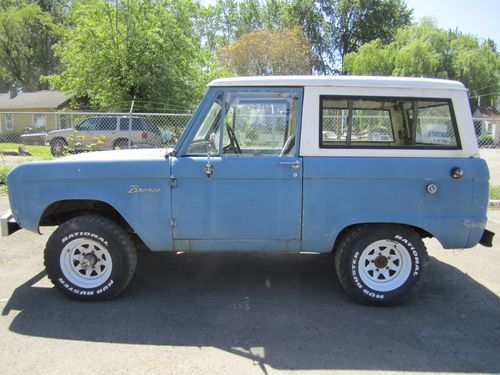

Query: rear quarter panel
[[301, 157, 489, 251]]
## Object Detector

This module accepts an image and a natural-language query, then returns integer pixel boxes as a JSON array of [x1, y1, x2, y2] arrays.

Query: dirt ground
[[0, 194, 499, 375]]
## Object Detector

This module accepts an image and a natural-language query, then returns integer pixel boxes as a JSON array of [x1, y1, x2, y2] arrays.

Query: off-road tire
[[44, 215, 137, 301], [335, 224, 427, 306]]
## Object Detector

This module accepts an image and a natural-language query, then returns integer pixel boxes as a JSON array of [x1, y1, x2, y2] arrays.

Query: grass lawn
[[491, 185, 500, 200], [0, 143, 52, 160], [0, 143, 52, 193]]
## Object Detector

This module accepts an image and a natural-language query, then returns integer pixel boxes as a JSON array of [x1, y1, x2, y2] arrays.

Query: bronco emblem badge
[[128, 185, 161, 193]]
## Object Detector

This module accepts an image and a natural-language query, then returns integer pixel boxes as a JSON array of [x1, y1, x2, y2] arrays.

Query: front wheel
[[44, 215, 137, 301], [335, 224, 427, 306]]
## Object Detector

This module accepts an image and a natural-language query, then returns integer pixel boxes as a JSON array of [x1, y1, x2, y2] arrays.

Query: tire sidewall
[[45, 218, 129, 299], [346, 227, 424, 304]]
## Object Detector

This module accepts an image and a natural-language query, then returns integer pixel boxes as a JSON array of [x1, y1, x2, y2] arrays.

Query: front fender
[[7, 158, 172, 251]]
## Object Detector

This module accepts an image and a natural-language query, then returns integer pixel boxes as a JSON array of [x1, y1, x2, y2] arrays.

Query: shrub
[[478, 134, 494, 146]]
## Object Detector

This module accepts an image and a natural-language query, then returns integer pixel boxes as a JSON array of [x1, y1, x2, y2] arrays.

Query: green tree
[[238, 0, 263, 35], [343, 39, 393, 75], [220, 27, 312, 75], [47, 0, 216, 111], [450, 33, 499, 107], [285, 0, 329, 73], [322, 0, 413, 72], [201, 0, 241, 51], [344, 19, 500, 108], [202, 0, 412, 74], [0, 0, 58, 90]]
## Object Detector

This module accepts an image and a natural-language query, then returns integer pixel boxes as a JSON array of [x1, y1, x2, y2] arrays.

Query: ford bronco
[[2, 76, 494, 305]]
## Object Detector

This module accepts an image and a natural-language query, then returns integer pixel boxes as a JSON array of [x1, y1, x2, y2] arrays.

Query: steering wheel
[[224, 125, 241, 154]]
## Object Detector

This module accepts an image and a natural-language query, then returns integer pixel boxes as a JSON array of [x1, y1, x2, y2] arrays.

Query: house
[[0, 89, 71, 134], [473, 106, 500, 144]]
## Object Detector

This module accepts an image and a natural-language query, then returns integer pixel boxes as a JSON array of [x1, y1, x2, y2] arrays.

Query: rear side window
[[95, 117, 117, 131], [119, 118, 148, 131], [320, 96, 459, 149]]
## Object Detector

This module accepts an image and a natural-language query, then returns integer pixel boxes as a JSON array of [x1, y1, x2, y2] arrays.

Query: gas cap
[[426, 184, 438, 194]]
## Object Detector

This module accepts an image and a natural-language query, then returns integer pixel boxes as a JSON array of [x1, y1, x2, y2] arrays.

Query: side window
[[414, 102, 458, 146], [185, 93, 223, 155], [132, 118, 145, 131], [95, 117, 117, 131], [5, 113, 14, 131], [320, 96, 459, 149], [119, 118, 128, 131], [77, 118, 98, 131], [222, 90, 299, 156], [33, 114, 47, 129]]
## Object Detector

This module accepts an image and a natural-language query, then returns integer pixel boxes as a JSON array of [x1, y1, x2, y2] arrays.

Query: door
[[171, 88, 303, 250], [93, 117, 118, 149]]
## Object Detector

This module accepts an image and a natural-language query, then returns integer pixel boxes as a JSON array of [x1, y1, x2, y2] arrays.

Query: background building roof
[[473, 106, 500, 120], [0, 90, 70, 110]]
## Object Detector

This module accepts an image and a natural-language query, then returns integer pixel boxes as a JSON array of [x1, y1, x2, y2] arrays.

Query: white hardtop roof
[[209, 75, 466, 91]]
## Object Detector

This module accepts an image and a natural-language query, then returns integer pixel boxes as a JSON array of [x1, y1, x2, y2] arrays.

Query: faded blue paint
[[301, 157, 489, 250], [7, 155, 173, 251], [7, 151, 490, 252], [5, 86, 491, 252], [170, 156, 303, 249]]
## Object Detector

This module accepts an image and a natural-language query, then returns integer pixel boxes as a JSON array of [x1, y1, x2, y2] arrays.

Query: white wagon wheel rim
[[358, 239, 412, 292], [59, 238, 113, 289]]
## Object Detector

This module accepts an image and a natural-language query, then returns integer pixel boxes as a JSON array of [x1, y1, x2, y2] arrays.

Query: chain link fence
[[0, 111, 191, 165], [0, 110, 498, 165]]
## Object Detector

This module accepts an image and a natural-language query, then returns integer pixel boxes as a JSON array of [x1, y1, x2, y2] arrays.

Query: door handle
[[278, 161, 301, 169]]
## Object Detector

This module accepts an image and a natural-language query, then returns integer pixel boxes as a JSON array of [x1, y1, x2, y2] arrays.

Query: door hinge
[[170, 219, 176, 228], [169, 177, 177, 188]]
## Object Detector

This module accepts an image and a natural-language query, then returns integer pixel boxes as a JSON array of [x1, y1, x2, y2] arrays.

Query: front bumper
[[1, 210, 21, 237]]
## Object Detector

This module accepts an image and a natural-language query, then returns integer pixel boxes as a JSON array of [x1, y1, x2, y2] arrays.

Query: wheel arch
[[38, 199, 147, 247], [40, 199, 129, 228], [331, 222, 434, 253]]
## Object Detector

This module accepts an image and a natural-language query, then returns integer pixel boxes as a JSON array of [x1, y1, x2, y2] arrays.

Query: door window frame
[[175, 87, 304, 157]]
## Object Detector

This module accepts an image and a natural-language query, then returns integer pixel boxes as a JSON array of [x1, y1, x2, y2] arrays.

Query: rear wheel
[[335, 224, 427, 306], [44, 215, 137, 301], [113, 138, 129, 150], [50, 138, 67, 156]]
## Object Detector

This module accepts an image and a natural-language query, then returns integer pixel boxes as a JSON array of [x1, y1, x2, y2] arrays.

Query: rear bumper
[[479, 229, 495, 248], [1, 210, 21, 237]]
